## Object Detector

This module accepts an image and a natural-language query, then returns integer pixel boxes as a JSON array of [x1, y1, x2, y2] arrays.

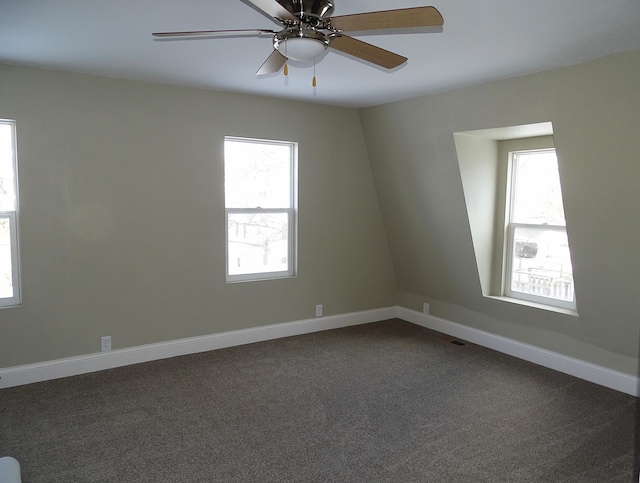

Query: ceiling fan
[[152, 0, 444, 76]]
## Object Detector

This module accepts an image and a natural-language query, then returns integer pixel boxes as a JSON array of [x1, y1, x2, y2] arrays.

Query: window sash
[[509, 148, 565, 226], [224, 136, 296, 210], [225, 208, 295, 283], [0, 212, 21, 307], [505, 223, 575, 310]]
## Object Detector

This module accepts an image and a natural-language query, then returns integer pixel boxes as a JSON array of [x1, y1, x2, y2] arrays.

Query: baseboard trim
[[2, 305, 638, 396], [0, 306, 396, 389], [396, 306, 639, 396]]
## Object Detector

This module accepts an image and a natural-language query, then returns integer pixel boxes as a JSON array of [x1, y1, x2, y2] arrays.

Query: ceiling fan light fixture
[[274, 28, 329, 62], [276, 37, 326, 61]]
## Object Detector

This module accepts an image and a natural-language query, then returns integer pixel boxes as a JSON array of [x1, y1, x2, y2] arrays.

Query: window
[[224, 137, 297, 282], [505, 149, 575, 310], [0, 119, 21, 307]]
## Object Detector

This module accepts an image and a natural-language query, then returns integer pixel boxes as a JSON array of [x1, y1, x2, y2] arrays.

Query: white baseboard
[[1, 305, 638, 396], [396, 306, 640, 397], [0, 307, 396, 389]]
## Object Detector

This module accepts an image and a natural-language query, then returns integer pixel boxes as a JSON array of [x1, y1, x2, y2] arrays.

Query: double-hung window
[[224, 137, 297, 282], [505, 148, 575, 310], [0, 119, 21, 307]]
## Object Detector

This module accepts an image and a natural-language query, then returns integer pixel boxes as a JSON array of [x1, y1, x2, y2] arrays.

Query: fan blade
[[331, 6, 443, 32], [330, 36, 407, 69], [152, 29, 274, 39], [256, 50, 288, 76], [243, 0, 296, 22]]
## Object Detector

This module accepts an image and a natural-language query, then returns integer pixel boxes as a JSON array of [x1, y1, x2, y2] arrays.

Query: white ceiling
[[1, 0, 640, 108]]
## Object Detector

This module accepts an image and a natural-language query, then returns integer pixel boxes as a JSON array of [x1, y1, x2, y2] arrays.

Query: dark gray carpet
[[0, 319, 637, 482]]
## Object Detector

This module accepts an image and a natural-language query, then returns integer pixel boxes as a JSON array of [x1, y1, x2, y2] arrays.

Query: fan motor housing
[[279, 0, 335, 24]]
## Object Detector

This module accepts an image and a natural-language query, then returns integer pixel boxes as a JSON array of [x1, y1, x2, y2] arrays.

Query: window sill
[[226, 274, 297, 284], [0, 303, 22, 309], [485, 295, 578, 317]]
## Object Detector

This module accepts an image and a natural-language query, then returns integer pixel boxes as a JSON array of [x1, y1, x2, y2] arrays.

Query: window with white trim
[[0, 119, 21, 307], [224, 137, 297, 282], [505, 148, 575, 310]]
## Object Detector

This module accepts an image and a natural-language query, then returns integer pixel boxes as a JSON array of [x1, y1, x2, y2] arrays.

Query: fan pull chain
[[312, 58, 317, 87], [284, 42, 288, 76]]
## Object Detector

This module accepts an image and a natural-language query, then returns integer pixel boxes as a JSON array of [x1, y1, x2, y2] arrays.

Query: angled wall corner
[[454, 122, 554, 297]]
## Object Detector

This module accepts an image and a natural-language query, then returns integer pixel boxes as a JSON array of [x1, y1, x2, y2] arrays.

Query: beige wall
[[0, 64, 397, 367], [360, 50, 640, 375], [3, 50, 639, 377]]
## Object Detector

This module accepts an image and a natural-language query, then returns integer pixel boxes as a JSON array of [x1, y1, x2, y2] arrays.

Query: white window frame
[[0, 119, 21, 307], [224, 136, 297, 283], [503, 148, 575, 311]]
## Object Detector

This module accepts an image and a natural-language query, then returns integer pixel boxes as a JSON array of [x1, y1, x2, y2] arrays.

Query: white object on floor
[[0, 456, 21, 483]]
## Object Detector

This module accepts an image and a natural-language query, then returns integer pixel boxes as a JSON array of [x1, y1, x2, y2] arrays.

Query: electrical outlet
[[101, 336, 112, 352], [423, 303, 430, 315], [315, 304, 323, 317]]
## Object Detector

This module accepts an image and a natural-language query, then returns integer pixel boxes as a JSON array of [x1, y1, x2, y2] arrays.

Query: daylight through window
[[224, 137, 297, 282], [505, 149, 575, 310], [0, 119, 21, 306]]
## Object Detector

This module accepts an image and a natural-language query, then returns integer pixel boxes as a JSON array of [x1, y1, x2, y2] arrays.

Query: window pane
[[0, 123, 16, 211], [510, 226, 574, 302], [0, 217, 14, 298], [512, 151, 565, 225], [224, 140, 291, 209], [227, 212, 289, 276]]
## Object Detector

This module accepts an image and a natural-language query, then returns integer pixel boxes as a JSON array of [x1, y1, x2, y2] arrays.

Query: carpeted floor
[[0, 319, 637, 482]]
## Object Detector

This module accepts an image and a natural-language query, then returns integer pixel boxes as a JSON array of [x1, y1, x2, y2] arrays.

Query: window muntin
[[0, 120, 21, 307], [505, 149, 575, 310], [224, 137, 297, 282]]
